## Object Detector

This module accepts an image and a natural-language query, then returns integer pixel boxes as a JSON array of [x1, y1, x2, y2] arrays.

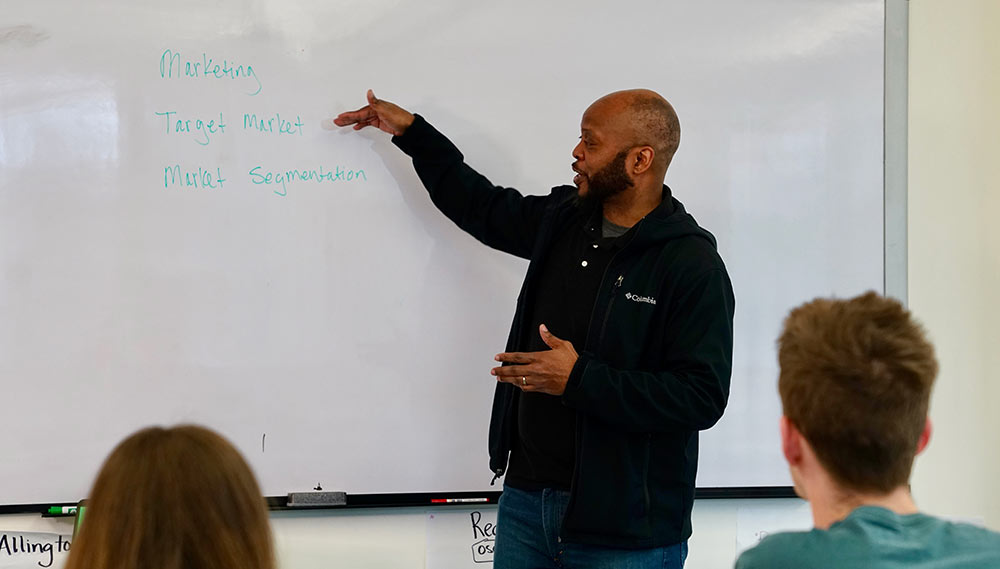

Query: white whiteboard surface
[[0, 0, 884, 505]]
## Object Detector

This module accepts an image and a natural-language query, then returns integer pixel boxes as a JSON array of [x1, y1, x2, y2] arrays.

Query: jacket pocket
[[562, 422, 653, 541]]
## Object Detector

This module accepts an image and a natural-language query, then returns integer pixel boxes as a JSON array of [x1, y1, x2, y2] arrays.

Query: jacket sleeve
[[392, 115, 551, 259], [561, 268, 735, 433]]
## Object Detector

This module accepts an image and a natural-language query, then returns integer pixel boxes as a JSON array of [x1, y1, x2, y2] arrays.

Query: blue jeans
[[494, 485, 688, 569]]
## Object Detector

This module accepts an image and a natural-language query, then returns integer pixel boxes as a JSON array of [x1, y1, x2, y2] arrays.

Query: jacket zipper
[[563, 226, 641, 534], [597, 274, 624, 346], [642, 433, 651, 515]]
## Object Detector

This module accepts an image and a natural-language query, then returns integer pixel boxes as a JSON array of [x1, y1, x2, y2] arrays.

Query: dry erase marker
[[431, 498, 489, 504], [47, 506, 77, 515]]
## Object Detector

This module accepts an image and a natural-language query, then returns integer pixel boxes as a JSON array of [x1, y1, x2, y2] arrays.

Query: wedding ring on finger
[[521, 376, 527, 387]]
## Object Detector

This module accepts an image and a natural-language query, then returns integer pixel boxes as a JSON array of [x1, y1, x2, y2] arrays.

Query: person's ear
[[916, 417, 932, 455], [780, 415, 803, 466], [631, 147, 655, 175]]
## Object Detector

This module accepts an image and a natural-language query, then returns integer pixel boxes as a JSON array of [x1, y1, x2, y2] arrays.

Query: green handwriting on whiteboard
[[154, 111, 227, 146], [248, 165, 367, 196], [243, 113, 304, 136], [163, 165, 226, 189], [159, 49, 263, 96]]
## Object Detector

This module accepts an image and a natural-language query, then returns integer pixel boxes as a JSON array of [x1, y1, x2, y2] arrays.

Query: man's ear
[[781, 415, 803, 466], [631, 146, 655, 175], [916, 417, 932, 455]]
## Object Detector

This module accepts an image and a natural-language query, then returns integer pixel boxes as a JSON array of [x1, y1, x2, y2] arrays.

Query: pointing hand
[[333, 90, 415, 136]]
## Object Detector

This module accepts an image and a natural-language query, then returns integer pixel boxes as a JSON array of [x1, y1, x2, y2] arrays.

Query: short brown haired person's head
[[778, 292, 938, 494], [65, 425, 275, 569]]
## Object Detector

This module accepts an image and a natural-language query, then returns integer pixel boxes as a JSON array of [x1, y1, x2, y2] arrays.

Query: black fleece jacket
[[393, 115, 736, 549]]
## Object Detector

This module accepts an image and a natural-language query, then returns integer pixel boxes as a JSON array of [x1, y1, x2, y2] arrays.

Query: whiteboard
[[0, 0, 885, 506]]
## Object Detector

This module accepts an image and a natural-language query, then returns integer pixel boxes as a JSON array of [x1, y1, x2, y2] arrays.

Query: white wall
[[907, 0, 1000, 529], [2, 1, 996, 567]]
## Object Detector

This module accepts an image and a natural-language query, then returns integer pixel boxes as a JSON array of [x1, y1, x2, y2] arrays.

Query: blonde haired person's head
[[65, 425, 274, 569]]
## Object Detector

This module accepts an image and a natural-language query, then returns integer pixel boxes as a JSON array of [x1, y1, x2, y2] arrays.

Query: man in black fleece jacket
[[335, 89, 734, 569]]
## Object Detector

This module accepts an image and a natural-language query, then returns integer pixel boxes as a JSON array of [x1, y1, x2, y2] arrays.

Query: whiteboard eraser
[[287, 491, 347, 507]]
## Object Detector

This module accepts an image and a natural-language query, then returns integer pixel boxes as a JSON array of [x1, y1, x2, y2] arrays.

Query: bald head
[[589, 89, 681, 170]]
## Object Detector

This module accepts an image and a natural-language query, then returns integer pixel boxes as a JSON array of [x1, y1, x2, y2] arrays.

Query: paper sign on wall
[[426, 507, 498, 568], [0, 532, 72, 569]]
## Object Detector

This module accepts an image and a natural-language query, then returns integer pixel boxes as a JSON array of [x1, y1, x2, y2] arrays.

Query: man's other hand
[[492, 325, 579, 396]]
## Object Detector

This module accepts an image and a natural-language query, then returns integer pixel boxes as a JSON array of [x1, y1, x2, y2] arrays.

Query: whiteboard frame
[[4, 1, 908, 515], [884, 0, 909, 304]]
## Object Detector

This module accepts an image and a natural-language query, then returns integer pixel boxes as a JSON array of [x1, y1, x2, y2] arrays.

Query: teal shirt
[[736, 506, 1000, 569]]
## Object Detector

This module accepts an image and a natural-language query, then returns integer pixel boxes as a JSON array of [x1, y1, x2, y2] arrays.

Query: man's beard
[[576, 149, 634, 209]]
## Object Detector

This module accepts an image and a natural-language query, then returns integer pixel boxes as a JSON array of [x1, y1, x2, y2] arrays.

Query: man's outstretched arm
[[333, 90, 554, 259]]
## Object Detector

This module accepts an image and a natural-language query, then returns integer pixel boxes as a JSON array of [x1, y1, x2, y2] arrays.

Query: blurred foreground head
[[65, 425, 275, 569]]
